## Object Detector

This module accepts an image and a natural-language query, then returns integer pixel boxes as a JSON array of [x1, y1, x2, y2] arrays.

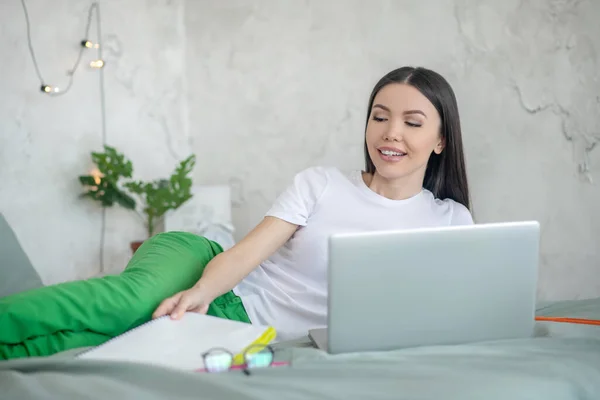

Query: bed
[[1, 299, 599, 400], [1, 336, 600, 400], [2, 214, 599, 399]]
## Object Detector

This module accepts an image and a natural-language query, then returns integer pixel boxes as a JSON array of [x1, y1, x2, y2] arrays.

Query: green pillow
[[0, 232, 223, 360]]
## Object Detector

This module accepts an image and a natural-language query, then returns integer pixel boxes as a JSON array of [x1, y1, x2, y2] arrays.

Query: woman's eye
[[406, 121, 422, 127], [372, 116, 387, 122]]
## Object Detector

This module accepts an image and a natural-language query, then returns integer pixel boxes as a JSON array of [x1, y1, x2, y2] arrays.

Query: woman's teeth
[[380, 150, 404, 156]]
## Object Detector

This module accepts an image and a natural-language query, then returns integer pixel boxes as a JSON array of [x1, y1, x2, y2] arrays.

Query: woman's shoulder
[[293, 165, 333, 179], [290, 165, 346, 188], [424, 190, 474, 226], [449, 201, 474, 225]]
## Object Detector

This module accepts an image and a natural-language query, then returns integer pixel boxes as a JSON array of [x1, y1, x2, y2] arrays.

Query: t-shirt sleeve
[[450, 202, 474, 226], [265, 166, 330, 226]]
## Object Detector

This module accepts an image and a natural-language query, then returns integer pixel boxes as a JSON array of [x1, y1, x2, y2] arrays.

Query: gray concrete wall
[[0, 0, 190, 282], [1, 0, 598, 300], [185, 0, 600, 301]]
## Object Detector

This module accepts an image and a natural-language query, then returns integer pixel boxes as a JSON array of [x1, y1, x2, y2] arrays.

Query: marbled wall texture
[[0, 0, 190, 281], [185, 0, 600, 301], [1, 0, 598, 300]]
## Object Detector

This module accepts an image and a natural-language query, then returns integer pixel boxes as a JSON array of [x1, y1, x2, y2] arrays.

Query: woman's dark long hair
[[363, 66, 471, 211]]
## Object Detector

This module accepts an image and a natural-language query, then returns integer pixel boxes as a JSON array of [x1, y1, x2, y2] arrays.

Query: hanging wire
[[94, 3, 108, 272], [20, 0, 108, 272], [20, 0, 99, 96]]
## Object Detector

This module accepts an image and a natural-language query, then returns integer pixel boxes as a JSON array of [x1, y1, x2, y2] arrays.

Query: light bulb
[[81, 40, 100, 49], [90, 59, 105, 69], [90, 168, 104, 185], [40, 85, 60, 94]]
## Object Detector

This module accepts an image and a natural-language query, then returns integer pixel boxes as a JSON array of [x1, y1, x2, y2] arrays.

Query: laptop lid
[[326, 221, 540, 354]]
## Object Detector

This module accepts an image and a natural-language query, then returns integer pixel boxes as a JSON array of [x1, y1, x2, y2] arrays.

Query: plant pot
[[130, 240, 144, 254]]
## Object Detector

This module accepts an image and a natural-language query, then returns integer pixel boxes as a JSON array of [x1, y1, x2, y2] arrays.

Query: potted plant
[[79, 145, 196, 253], [123, 155, 195, 252]]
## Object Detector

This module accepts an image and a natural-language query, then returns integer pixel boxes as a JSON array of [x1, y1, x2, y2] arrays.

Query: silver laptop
[[309, 221, 540, 354]]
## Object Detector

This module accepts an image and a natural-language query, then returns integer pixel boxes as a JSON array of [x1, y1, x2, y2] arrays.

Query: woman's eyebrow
[[403, 109, 427, 118], [372, 104, 390, 112], [372, 104, 427, 119]]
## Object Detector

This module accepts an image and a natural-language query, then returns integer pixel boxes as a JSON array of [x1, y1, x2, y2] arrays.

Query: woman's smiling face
[[365, 82, 444, 183]]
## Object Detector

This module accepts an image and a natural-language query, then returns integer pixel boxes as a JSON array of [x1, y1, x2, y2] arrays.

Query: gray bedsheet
[[1, 336, 600, 400], [2, 298, 600, 399]]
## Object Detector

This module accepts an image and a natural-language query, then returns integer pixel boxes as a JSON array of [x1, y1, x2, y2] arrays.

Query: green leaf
[[112, 185, 137, 209], [78, 175, 98, 186], [91, 145, 133, 181]]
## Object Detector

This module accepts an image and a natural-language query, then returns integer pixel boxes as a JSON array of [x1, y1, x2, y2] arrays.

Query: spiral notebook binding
[[76, 316, 168, 358]]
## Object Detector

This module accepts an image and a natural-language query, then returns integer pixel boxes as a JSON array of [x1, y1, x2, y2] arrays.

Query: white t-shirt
[[233, 166, 473, 341]]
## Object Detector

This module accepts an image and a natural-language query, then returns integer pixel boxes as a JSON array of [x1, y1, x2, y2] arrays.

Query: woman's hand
[[152, 286, 211, 320]]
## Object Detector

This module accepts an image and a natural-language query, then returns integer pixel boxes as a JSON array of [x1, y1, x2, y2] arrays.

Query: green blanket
[[0, 232, 223, 360]]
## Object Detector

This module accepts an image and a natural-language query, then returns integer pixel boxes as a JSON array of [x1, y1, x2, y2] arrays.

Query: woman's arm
[[152, 216, 298, 319], [195, 216, 298, 300]]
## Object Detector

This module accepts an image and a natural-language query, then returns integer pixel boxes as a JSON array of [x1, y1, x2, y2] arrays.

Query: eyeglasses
[[200, 344, 287, 375]]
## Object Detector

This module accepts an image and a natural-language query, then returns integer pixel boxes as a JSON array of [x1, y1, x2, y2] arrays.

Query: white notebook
[[77, 313, 276, 371]]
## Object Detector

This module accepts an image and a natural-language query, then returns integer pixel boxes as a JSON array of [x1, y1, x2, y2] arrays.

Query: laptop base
[[308, 328, 328, 351]]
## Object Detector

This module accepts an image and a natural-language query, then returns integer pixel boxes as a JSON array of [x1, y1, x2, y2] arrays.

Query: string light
[[40, 85, 60, 93], [90, 168, 104, 185], [90, 59, 105, 69], [20, 0, 109, 273], [20, 0, 104, 96], [81, 40, 100, 49]]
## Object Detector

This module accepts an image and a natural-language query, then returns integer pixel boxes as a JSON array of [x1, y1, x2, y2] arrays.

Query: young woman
[[153, 66, 473, 342]]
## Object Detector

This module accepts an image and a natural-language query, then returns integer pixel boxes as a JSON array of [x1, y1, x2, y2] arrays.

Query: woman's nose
[[382, 122, 404, 142]]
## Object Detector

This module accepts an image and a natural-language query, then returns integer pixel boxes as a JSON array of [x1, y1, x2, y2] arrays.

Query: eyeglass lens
[[204, 350, 233, 373], [245, 348, 274, 369]]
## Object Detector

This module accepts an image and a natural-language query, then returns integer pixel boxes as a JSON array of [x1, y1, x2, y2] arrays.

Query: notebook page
[[78, 313, 267, 371]]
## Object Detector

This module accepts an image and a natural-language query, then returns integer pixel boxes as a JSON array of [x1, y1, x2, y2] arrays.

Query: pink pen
[[195, 361, 290, 373]]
